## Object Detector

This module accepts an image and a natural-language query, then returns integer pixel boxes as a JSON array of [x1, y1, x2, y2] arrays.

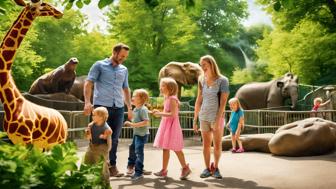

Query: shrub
[[0, 132, 110, 189]]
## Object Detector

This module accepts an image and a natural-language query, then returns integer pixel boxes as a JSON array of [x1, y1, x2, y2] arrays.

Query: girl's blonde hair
[[228, 97, 242, 109], [314, 97, 323, 104], [133, 89, 149, 105], [160, 77, 178, 96], [93, 107, 109, 121], [200, 55, 222, 79]]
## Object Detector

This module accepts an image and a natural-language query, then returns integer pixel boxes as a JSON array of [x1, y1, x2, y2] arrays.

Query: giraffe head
[[14, 0, 63, 19]]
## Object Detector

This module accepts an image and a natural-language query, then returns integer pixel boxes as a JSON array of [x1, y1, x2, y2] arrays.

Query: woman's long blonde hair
[[200, 55, 222, 80]]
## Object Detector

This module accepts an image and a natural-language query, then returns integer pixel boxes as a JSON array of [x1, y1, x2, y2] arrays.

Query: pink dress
[[153, 96, 184, 151]]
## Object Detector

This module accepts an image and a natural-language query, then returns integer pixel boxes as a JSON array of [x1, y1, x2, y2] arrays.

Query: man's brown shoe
[[109, 165, 124, 177]]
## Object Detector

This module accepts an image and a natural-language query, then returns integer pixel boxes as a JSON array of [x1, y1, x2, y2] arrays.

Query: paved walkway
[[76, 139, 336, 189]]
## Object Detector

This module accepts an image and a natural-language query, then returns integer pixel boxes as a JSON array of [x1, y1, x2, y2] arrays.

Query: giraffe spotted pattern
[[0, 0, 67, 149]]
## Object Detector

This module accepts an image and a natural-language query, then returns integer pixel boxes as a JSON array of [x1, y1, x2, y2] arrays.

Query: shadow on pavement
[[113, 177, 207, 189], [205, 177, 274, 189], [112, 176, 273, 189]]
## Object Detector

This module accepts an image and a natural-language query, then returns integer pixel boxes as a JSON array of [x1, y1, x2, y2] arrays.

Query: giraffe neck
[[0, 6, 36, 107], [0, 6, 36, 72]]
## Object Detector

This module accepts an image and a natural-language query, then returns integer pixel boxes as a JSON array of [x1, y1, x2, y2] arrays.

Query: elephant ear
[[159, 63, 187, 84]]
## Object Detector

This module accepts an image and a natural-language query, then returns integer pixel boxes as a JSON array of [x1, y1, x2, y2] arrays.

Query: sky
[[243, 0, 273, 27], [78, 0, 272, 32]]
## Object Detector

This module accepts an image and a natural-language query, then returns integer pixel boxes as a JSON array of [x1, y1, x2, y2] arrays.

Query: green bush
[[0, 132, 110, 189]]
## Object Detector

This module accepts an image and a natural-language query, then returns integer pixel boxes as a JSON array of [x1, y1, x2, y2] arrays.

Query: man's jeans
[[127, 134, 148, 176], [95, 105, 124, 166]]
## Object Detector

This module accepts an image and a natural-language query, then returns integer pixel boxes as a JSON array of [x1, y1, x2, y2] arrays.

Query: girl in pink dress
[[152, 77, 191, 180]]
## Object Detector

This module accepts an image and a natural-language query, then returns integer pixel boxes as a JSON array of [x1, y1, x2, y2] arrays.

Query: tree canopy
[[254, 0, 336, 85], [1, 0, 334, 95]]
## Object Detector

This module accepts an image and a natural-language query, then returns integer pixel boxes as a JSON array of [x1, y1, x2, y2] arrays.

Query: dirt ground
[[76, 139, 336, 189]]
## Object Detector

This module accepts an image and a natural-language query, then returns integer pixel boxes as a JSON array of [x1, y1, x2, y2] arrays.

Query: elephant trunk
[[290, 92, 298, 110]]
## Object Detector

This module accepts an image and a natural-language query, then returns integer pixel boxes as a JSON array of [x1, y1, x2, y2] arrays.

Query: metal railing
[[243, 109, 336, 134], [1, 109, 336, 142]]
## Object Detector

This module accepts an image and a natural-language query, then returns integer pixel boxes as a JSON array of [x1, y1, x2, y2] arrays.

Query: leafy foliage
[[255, 0, 336, 85], [30, 9, 86, 78], [257, 0, 336, 31], [0, 0, 13, 15], [194, 0, 248, 46], [231, 62, 272, 84], [61, 0, 196, 9], [0, 132, 109, 188], [70, 31, 116, 76], [257, 19, 336, 85]]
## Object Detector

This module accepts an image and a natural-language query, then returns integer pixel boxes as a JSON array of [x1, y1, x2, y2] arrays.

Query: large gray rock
[[222, 133, 274, 153], [269, 118, 336, 156]]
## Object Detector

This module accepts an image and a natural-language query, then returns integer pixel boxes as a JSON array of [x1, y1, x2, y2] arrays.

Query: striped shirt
[[199, 76, 229, 122]]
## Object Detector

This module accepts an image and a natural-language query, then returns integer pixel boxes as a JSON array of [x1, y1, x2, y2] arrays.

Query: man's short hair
[[113, 43, 130, 53]]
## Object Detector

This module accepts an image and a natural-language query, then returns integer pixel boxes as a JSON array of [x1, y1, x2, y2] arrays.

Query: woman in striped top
[[193, 55, 229, 179]]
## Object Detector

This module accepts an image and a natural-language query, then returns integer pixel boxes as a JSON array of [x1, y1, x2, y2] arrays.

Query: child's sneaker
[[213, 168, 223, 179], [236, 148, 245, 153], [231, 148, 237, 153], [131, 174, 143, 182], [200, 168, 212, 178], [154, 169, 167, 178], [180, 164, 191, 180]]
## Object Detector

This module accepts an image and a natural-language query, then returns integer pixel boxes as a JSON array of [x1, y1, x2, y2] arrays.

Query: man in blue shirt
[[84, 43, 132, 177]]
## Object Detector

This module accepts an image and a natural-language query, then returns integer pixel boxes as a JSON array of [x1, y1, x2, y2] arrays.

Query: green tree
[[255, 0, 336, 85], [257, 0, 336, 31], [257, 19, 336, 84], [0, 0, 13, 15], [71, 31, 116, 76], [30, 9, 86, 78], [194, 0, 248, 46], [62, 0, 196, 9], [191, 0, 249, 78]]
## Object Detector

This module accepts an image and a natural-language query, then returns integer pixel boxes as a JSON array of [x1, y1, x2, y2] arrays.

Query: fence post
[[284, 111, 288, 125], [257, 110, 261, 134]]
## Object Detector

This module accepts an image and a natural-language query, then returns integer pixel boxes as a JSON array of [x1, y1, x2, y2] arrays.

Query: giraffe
[[0, 0, 67, 149]]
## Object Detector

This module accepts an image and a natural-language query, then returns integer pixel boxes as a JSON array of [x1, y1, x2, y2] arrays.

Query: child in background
[[84, 107, 112, 185], [312, 97, 330, 111], [124, 89, 151, 181], [152, 77, 191, 180], [226, 98, 245, 153]]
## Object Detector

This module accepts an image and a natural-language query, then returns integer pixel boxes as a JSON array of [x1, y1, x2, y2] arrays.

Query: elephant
[[235, 73, 299, 110], [28, 57, 79, 94], [69, 75, 87, 101], [158, 62, 203, 98]]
